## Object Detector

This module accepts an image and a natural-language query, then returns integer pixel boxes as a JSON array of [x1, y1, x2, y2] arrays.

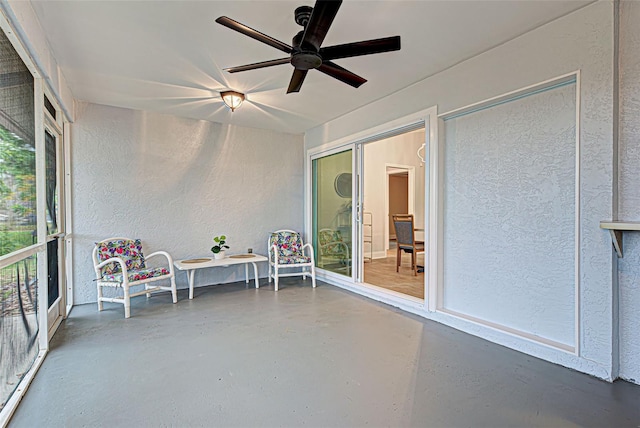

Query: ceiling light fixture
[[220, 90, 245, 112]]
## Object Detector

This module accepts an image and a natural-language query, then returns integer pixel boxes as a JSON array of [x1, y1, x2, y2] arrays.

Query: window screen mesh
[[0, 27, 39, 411]]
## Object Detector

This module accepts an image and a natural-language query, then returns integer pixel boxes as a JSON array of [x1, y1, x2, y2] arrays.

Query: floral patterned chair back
[[269, 230, 311, 264], [267, 229, 316, 290], [95, 238, 146, 277]]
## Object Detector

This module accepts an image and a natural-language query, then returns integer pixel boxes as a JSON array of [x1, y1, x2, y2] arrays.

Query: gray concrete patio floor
[[8, 278, 640, 427]]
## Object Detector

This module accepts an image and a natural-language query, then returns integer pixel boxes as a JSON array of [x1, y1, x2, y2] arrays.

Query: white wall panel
[[72, 103, 303, 305], [442, 84, 576, 347]]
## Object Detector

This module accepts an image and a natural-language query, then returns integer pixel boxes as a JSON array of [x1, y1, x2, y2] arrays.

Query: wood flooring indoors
[[364, 249, 424, 299]]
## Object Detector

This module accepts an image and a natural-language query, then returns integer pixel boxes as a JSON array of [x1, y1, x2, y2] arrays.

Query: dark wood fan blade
[[287, 69, 309, 93], [318, 61, 367, 88], [301, 0, 342, 50], [216, 16, 292, 54], [225, 58, 291, 73], [320, 36, 401, 61]]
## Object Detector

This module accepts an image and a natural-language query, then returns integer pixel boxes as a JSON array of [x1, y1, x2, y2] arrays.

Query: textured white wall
[[363, 130, 426, 257], [443, 84, 576, 347], [617, 0, 640, 384], [305, 2, 617, 380], [72, 102, 303, 305]]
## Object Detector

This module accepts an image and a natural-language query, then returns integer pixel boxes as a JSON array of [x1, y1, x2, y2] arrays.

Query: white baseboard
[[371, 251, 388, 259]]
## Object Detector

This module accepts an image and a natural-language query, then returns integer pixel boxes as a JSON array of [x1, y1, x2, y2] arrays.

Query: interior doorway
[[386, 167, 413, 250]]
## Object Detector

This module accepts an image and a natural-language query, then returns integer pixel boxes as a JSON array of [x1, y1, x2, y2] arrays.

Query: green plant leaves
[[211, 235, 229, 253]]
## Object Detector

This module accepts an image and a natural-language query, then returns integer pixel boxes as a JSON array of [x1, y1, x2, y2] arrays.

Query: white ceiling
[[30, 0, 591, 134]]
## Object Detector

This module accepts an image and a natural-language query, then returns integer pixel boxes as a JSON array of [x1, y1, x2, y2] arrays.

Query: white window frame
[[436, 71, 581, 354]]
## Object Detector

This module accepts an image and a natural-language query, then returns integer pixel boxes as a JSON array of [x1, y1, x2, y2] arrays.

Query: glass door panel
[[47, 239, 59, 307], [312, 150, 353, 277], [44, 129, 57, 235], [45, 126, 64, 335]]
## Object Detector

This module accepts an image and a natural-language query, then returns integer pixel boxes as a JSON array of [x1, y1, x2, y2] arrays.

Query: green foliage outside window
[[0, 125, 36, 257]]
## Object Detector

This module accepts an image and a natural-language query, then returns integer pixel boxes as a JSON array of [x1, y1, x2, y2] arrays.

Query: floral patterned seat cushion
[[101, 267, 170, 283], [277, 255, 312, 265], [96, 239, 146, 277], [270, 231, 311, 264]]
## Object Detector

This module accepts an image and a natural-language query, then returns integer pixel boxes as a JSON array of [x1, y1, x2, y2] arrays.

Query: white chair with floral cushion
[[92, 237, 177, 318], [268, 230, 316, 291]]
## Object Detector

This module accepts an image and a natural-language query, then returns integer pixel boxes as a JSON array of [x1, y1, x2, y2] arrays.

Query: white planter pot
[[213, 251, 225, 260]]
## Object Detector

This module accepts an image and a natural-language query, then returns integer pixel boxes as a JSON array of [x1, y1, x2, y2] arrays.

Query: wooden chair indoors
[[392, 214, 425, 276]]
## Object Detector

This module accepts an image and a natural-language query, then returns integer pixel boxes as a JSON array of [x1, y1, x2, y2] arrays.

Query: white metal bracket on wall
[[600, 221, 640, 258]]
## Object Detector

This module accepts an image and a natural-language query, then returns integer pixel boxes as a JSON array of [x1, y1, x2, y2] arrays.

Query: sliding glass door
[[309, 119, 431, 303], [312, 149, 353, 278]]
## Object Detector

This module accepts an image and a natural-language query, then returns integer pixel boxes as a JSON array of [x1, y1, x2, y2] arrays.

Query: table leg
[[189, 270, 195, 300], [252, 262, 259, 288], [245, 263, 249, 284]]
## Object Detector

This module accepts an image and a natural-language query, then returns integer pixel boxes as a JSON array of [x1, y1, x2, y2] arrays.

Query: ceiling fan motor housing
[[292, 30, 322, 70]]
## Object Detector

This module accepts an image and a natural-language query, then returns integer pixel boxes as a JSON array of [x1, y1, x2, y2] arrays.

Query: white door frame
[[44, 117, 65, 339], [384, 164, 415, 252]]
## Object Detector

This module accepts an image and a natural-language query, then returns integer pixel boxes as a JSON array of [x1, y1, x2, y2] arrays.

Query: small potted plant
[[211, 235, 229, 260]]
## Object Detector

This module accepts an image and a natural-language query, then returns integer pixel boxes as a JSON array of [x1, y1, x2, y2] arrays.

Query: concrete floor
[[9, 278, 640, 427]]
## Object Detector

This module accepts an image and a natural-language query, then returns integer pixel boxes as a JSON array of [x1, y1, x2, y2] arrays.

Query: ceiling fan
[[216, 0, 401, 94]]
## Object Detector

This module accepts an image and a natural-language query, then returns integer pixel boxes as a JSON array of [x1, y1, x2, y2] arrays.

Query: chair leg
[[412, 251, 417, 276], [123, 286, 131, 319], [170, 276, 177, 303], [274, 267, 279, 291], [396, 247, 401, 272], [97, 284, 103, 311], [311, 264, 316, 288], [268, 265, 272, 283]]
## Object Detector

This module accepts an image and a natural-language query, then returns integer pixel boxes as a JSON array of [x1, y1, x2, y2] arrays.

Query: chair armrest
[[94, 257, 128, 279], [144, 251, 174, 274], [302, 243, 315, 260]]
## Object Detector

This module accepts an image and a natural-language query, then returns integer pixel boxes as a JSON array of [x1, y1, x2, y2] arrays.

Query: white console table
[[174, 254, 268, 299], [599, 221, 640, 258]]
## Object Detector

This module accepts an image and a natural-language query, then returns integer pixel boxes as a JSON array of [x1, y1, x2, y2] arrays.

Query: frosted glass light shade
[[221, 91, 245, 112]]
